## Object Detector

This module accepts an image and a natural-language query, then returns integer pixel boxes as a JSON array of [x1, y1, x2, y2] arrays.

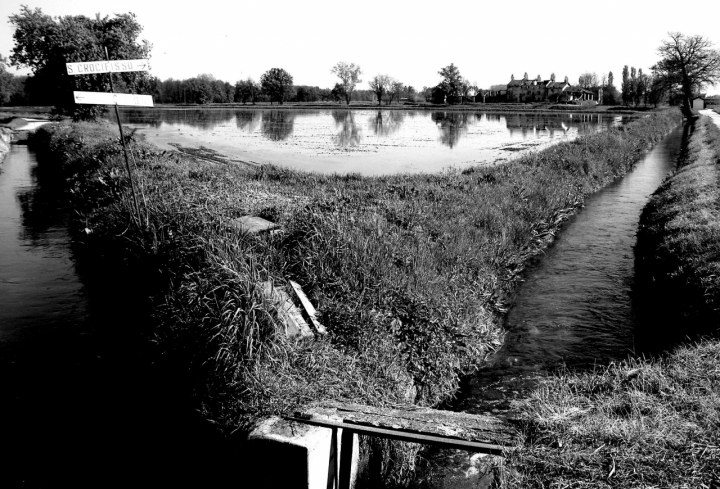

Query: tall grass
[[29, 109, 680, 484]]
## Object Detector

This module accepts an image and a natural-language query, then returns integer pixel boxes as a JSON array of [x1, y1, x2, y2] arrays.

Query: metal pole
[[105, 47, 142, 223]]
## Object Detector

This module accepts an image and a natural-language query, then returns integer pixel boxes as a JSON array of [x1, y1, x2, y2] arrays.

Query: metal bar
[[105, 47, 141, 224], [338, 428, 355, 489], [326, 427, 337, 489], [284, 416, 504, 455]]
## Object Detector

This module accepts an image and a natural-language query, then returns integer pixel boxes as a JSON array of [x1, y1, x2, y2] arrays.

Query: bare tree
[[386, 79, 403, 105], [331, 61, 362, 105], [652, 32, 720, 116], [369, 74, 391, 106], [578, 72, 599, 88]]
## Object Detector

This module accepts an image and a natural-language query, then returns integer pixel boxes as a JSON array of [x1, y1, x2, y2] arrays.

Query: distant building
[[506, 73, 602, 103], [692, 96, 706, 110], [705, 96, 720, 107]]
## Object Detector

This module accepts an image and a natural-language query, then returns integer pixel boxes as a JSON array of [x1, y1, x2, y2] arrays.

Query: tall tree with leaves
[[330, 62, 362, 105], [603, 70, 621, 105], [9, 6, 152, 120], [438, 63, 463, 103], [260, 68, 293, 105], [621, 65, 632, 106], [652, 32, 720, 116]]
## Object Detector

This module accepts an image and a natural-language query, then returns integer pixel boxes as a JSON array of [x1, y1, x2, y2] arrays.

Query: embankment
[[28, 109, 679, 481], [505, 115, 720, 488]]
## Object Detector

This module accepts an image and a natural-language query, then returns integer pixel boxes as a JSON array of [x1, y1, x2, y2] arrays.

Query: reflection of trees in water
[[235, 111, 262, 133], [368, 110, 405, 137], [261, 110, 296, 141], [503, 113, 608, 137], [332, 110, 362, 147], [123, 109, 237, 131], [432, 112, 471, 148], [16, 156, 68, 246]]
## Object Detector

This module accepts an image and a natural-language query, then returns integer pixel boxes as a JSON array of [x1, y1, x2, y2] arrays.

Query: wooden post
[[105, 47, 142, 224]]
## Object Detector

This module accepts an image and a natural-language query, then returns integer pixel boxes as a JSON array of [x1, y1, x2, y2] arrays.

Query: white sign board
[[73, 91, 154, 107], [66, 59, 150, 75]]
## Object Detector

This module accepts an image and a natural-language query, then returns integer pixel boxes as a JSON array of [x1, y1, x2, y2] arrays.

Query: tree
[[330, 62, 362, 105], [0, 59, 14, 105], [621, 65, 632, 106], [330, 83, 346, 103], [260, 68, 293, 105], [235, 78, 259, 104], [9, 6, 152, 120], [578, 72, 598, 89], [368, 74, 391, 106], [603, 71, 621, 105], [438, 63, 463, 103], [386, 79, 403, 105], [652, 32, 720, 116]]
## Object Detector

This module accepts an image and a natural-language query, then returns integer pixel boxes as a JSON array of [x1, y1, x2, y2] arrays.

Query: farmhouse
[[506, 73, 601, 103]]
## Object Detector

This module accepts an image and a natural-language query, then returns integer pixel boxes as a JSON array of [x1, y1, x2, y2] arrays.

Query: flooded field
[[118, 108, 632, 174]]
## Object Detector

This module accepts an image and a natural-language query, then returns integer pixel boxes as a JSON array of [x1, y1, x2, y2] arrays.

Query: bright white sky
[[2, 0, 719, 94]]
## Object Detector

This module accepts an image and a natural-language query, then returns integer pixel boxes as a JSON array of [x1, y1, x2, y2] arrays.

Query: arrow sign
[[73, 91, 154, 107], [66, 59, 150, 75]]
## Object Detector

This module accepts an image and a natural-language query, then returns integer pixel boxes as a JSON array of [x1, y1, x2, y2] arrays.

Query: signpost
[[65, 59, 149, 75], [66, 50, 153, 224], [73, 91, 154, 107]]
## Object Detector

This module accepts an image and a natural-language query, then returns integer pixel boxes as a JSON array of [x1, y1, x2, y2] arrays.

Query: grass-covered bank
[[504, 115, 720, 488], [29, 108, 679, 482], [636, 116, 720, 343]]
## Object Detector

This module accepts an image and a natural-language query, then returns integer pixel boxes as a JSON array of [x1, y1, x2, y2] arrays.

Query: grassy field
[[29, 108, 680, 484], [503, 115, 720, 488]]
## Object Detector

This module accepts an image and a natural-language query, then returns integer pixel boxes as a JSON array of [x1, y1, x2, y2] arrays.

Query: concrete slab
[[244, 416, 359, 489], [230, 215, 279, 234]]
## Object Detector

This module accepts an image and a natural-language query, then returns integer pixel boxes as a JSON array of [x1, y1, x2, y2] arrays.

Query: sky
[[1, 0, 719, 94]]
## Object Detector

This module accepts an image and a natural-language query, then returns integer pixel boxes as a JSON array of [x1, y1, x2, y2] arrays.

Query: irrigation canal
[[0, 144, 229, 487], [419, 123, 688, 487]]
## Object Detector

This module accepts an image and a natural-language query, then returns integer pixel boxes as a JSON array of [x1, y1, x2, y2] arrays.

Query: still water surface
[[119, 108, 631, 174], [0, 146, 227, 487]]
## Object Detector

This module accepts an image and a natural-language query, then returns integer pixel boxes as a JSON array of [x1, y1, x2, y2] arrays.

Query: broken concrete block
[[261, 281, 314, 339], [230, 215, 279, 234]]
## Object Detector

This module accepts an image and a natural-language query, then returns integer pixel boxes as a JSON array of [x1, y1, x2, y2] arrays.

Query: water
[[118, 108, 632, 174], [0, 146, 228, 487], [449, 125, 687, 416]]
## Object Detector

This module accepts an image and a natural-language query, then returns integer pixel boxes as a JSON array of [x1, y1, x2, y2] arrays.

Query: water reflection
[[235, 111, 262, 133], [118, 108, 636, 174], [368, 110, 406, 137], [432, 112, 471, 148], [261, 110, 296, 141], [332, 110, 362, 148]]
